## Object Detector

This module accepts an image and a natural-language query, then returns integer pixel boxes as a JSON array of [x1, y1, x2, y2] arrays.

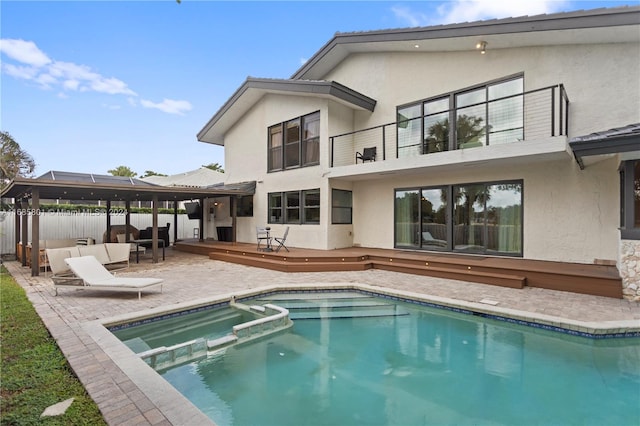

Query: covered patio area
[[0, 170, 255, 276]]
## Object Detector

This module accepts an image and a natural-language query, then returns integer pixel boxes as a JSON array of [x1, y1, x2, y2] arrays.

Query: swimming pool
[[111, 290, 640, 426]]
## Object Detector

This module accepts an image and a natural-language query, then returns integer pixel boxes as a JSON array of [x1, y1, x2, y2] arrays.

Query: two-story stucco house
[[197, 7, 640, 299]]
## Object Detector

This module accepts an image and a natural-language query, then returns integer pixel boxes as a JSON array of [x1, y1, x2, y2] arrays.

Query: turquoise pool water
[[114, 292, 640, 426]]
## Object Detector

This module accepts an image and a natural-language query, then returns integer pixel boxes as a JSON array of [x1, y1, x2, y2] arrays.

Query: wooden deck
[[174, 239, 623, 298]]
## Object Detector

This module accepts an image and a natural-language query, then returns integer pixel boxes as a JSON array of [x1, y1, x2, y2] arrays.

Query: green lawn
[[0, 265, 106, 425]]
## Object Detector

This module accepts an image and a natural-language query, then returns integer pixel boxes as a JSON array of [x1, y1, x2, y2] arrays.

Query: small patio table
[[261, 227, 273, 252]]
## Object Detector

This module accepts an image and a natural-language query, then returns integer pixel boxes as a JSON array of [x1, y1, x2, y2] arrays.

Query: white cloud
[[89, 76, 136, 96], [1, 38, 140, 100], [0, 39, 51, 67], [391, 6, 430, 27], [63, 79, 80, 91], [392, 0, 568, 27], [2, 63, 39, 80], [1, 39, 189, 114], [439, 0, 567, 24], [140, 98, 192, 115]]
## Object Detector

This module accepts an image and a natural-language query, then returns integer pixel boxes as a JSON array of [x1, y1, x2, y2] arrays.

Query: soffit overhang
[[326, 136, 573, 182], [569, 123, 640, 169], [197, 78, 377, 146], [292, 6, 640, 80]]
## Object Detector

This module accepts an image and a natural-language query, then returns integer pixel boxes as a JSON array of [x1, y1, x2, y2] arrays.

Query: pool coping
[[92, 282, 640, 425]]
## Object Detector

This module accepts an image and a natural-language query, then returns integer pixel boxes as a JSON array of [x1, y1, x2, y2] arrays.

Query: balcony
[[329, 84, 569, 171]]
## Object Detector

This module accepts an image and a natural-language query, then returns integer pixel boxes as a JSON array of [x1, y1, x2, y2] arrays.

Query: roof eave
[[197, 78, 376, 145], [291, 6, 640, 80]]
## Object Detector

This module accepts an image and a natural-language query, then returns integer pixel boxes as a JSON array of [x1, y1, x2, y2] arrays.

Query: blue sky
[[1, 0, 637, 177]]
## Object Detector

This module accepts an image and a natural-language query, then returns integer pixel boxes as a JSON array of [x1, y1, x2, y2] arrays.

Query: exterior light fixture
[[476, 41, 487, 54]]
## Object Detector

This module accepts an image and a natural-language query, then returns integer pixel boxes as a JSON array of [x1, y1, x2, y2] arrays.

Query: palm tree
[[426, 115, 487, 150], [108, 166, 137, 177]]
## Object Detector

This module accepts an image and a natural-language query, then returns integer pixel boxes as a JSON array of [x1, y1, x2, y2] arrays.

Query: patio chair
[[274, 226, 290, 253], [62, 255, 164, 299], [256, 226, 272, 251], [356, 147, 377, 163]]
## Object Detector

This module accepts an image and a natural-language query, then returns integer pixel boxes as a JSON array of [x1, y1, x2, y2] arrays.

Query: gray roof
[[569, 123, 640, 169], [293, 6, 640, 80], [198, 6, 640, 147], [141, 167, 225, 188], [197, 78, 376, 145], [37, 170, 158, 187], [1, 170, 254, 202]]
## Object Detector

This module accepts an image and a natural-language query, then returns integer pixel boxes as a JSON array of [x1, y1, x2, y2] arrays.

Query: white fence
[[0, 212, 201, 256]]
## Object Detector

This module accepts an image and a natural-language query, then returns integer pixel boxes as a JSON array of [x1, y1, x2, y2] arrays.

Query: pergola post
[[105, 200, 112, 242], [231, 196, 237, 244], [152, 195, 159, 263], [125, 200, 131, 242], [19, 199, 27, 266], [198, 198, 204, 242], [30, 188, 40, 276], [173, 201, 178, 245]]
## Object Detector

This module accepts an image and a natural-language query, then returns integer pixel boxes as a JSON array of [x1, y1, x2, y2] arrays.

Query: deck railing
[[330, 84, 569, 167]]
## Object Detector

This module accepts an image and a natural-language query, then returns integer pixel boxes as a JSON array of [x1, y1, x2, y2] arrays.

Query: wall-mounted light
[[476, 41, 487, 54]]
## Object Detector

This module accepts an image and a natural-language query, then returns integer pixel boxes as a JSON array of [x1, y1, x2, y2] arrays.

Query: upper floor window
[[268, 111, 320, 172], [397, 75, 523, 157], [620, 160, 640, 239]]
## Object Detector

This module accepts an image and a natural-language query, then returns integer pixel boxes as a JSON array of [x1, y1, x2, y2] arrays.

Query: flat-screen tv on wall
[[184, 202, 201, 220]]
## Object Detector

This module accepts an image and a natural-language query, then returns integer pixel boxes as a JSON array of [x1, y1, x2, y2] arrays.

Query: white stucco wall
[[222, 94, 338, 249], [220, 39, 638, 262], [324, 43, 640, 135], [349, 156, 620, 264]]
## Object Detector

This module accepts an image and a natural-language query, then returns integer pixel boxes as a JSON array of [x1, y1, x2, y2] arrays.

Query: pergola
[[1, 171, 255, 276]]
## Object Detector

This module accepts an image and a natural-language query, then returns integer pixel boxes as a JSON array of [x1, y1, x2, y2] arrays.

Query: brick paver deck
[[5, 248, 640, 425]]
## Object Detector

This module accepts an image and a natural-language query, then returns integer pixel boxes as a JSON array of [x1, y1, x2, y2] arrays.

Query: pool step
[[117, 309, 246, 348], [289, 305, 409, 320], [137, 303, 294, 371], [138, 338, 208, 371], [251, 296, 409, 320]]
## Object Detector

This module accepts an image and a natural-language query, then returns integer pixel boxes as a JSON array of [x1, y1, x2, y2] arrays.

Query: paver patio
[[5, 248, 640, 425]]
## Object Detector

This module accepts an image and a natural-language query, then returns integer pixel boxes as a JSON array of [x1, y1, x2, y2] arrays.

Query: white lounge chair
[[62, 255, 164, 300]]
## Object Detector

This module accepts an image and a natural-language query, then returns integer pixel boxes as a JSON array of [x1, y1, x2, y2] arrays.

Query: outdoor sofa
[[46, 243, 133, 293], [16, 238, 95, 270]]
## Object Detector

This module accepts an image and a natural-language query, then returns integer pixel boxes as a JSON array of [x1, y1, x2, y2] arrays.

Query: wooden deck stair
[[174, 240, 622, 298]]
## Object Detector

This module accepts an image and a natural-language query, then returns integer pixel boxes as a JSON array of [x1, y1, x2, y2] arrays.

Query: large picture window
[[397, 75, 523, 157], [620, 160, 640, 239], [332, 189, 352, 224], [269, 189, 320, 224], [268, 111, 320, 172], [395, 181, 523, 256]]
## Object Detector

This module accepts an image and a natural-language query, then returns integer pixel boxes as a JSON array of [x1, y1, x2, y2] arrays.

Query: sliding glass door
[[395, 190, 419, 248], [395, 181, 523, 256]]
